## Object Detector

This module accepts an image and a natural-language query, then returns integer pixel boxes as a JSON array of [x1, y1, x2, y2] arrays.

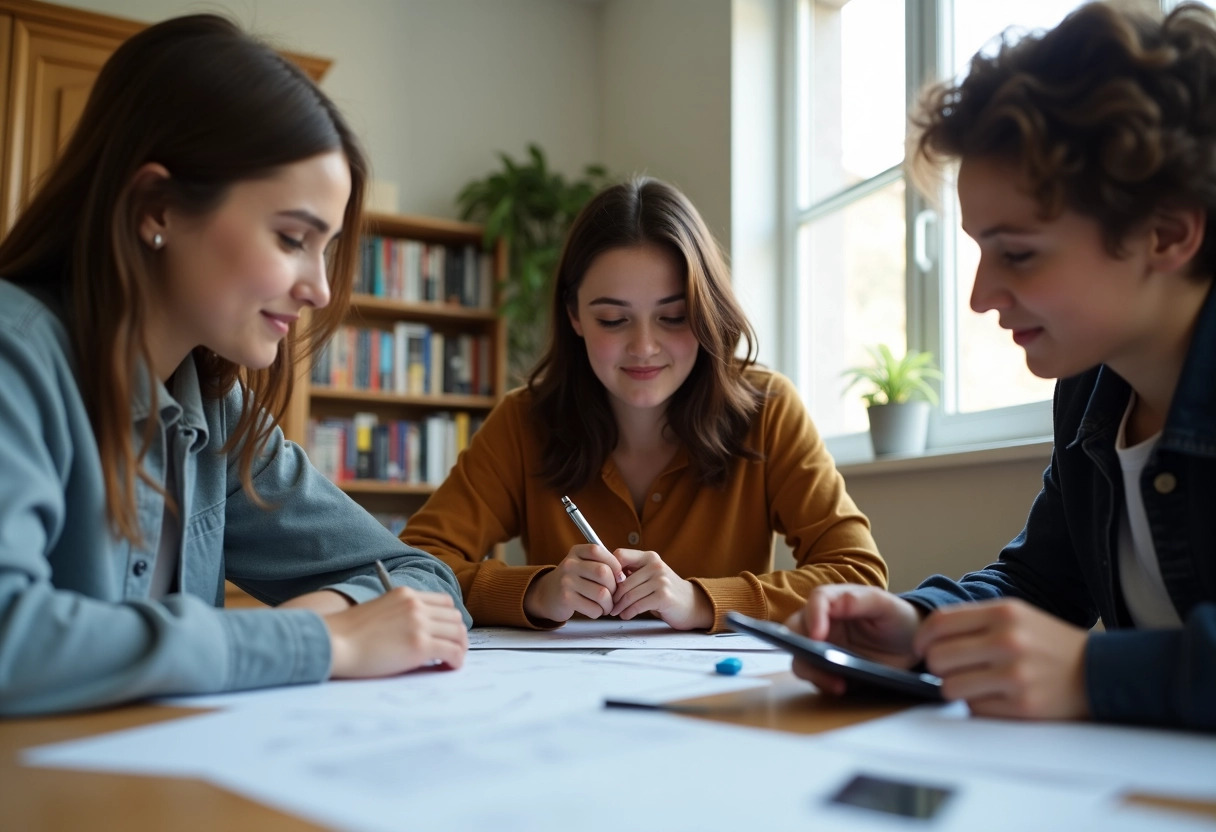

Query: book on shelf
[[310, 325, 493, 397], [358, 236, 493, 309], [306, 411, 483, 486], [353, 411, 376, 479]]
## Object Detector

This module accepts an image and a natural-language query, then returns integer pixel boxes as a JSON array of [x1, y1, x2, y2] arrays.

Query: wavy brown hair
[[0, 15, 368, 544], [528, 177, 763, 494], [911, 1, 1216, 275]]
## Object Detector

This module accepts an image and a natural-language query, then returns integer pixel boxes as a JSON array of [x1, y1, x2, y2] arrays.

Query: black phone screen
[[827, 773, 954, 820]]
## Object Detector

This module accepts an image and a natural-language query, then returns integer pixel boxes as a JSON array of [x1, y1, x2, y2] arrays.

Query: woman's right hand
[[523, 543, 626, 623], [324, 586, 469, 678], [785, 584, 924, 695]]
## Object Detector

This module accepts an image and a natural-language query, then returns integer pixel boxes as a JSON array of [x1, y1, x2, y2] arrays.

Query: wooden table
[[2, 673, 1213, 830]]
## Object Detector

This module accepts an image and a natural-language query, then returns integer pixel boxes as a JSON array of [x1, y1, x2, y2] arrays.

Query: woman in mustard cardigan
[[403, 177, 886, 631]]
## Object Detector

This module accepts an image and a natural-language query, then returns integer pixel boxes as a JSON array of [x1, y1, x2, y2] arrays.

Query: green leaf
[[528, 143, 547, 174], [455, 144, 615, 379], [484, 196, 513, 242], [840, 343, 941, 406]]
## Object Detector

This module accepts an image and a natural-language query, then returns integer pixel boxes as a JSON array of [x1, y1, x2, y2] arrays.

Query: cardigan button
[[132, 560, 148, 577], [627, 532, 640, 545], [1153, 472, 1177, 495]]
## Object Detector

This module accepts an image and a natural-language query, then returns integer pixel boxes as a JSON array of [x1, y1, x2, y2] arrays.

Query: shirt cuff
[[468, 563, 559, 628], [220, 608, 332, 691], [691, 576, 766, 634]]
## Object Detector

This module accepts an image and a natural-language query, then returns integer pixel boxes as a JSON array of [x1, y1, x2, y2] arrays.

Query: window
[[791, 0, 1093, 454]]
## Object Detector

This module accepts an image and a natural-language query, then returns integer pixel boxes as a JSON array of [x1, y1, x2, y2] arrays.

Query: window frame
[[786, 0, 1057, 460]]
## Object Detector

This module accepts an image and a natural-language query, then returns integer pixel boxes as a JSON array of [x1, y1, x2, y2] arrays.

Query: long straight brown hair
[[528, 177, 763, 494], [0, 15, 368, 544]]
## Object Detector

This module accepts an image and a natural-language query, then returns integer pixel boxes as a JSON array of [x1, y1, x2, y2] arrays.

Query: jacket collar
[[1070, 281, 1216, 457], [130, 354, 210, 452], [1159, 280, 1216, 456]]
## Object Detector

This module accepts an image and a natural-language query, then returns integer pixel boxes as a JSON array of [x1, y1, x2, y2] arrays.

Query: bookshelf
[[281, 211, 508, 533]]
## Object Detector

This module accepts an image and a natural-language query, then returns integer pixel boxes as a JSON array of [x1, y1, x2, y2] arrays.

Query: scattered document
[[468, 619, 777, 650], [31, 650, 764, 778], [24, 644, 1213, 831], [594, 648, 793, 677], [191, 711, 1128, 832], [27, 704, 1126, 832], [824, 701, 1216, 802]]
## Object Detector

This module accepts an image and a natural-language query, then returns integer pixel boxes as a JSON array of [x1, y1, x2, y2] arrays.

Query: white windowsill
[[834, 436, 1054, 478]]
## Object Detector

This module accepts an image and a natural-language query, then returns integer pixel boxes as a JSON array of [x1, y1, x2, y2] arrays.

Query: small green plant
[[842, 344, 942, 407], [456, 144, 611, 382]]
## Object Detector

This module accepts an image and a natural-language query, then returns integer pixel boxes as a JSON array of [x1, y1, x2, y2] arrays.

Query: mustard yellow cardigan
[[402, 368, 887, 631]]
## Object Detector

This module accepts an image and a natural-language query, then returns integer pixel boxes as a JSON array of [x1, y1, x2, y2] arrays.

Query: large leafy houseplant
[[456, 144, 610, 382], [842, 344, 942, 455]]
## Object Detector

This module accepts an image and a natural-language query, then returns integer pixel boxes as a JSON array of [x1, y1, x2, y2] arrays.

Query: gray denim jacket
[[0, 280, 470, 715]]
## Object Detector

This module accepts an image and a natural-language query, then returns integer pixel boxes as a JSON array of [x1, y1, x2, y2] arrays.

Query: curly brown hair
[[527, 177, 763, 494], [910, 0, 1216, 276]]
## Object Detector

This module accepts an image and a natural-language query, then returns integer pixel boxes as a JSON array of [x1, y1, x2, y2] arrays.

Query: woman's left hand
[[609, 548, 713, 630], [914, 598, 1090, 720]]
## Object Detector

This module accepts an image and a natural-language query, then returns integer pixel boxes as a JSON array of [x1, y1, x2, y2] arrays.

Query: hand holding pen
[[522, 497, 627, 623], [320, 560, 469, 678], [564, 498, 714, 631]]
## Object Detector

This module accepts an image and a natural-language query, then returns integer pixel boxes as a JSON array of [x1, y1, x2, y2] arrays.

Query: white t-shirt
[[1115, 394, 1182, 629]]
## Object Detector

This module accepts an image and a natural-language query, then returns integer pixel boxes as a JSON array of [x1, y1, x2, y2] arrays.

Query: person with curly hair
[[789, 1, 1216, 731]]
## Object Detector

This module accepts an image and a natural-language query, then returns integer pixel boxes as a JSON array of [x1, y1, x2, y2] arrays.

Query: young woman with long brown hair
[[0, 14, 468, 716], [404, 177, 886, 631]]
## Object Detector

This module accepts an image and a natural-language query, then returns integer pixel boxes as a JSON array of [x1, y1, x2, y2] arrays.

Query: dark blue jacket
[[903, 285, 1216, 732]]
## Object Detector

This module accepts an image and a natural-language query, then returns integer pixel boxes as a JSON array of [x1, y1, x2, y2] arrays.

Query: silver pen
[[374, 559, 394, 593], [561, 495, 604, 548]]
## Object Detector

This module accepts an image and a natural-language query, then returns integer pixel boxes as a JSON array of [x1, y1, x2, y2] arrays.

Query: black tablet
[[725, 611, 944, 701]]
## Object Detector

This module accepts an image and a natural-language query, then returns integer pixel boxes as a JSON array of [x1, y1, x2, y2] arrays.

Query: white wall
[[841, 456, 1049, 592], [62, 0, 602, 219], [64, 0, 1051, 582], [598, 0, 733, 247]]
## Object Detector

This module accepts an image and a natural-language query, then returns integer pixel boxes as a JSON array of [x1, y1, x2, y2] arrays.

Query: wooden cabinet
[[0, 0, 330, 232], [2, 15, 122, 229], [282, 211, 508, 536]]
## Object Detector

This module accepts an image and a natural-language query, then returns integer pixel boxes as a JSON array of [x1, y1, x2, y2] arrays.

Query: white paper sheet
[[594, 648, 793, 676], [824, 701, 1216, 802], [29, 651, 765, 777], [28, 698, 1128, 832], [468, 619, 777, 650], [203, 710, 1122, 832], [155, 648, 770, 711], [24, 647, 1205, 832]]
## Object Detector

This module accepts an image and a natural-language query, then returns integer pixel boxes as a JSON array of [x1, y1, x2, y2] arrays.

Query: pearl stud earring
[[151, 233, 164, 250]]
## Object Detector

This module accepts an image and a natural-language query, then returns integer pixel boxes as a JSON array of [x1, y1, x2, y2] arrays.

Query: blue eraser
[[715, 657, 743, 676]]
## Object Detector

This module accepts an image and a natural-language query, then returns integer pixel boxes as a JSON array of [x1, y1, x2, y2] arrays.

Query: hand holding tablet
[[724, 611, 944, 701]]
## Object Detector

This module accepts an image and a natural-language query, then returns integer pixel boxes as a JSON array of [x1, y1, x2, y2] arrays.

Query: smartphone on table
[[724, 611, 944, 701]]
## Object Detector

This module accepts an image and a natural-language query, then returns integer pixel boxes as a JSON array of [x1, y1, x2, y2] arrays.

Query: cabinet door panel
[[3, 19, 120, 231]]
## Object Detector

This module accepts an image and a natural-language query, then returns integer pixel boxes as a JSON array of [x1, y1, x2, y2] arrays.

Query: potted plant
[[456, 144, 611, 383], [842, 344, 942, 456]]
